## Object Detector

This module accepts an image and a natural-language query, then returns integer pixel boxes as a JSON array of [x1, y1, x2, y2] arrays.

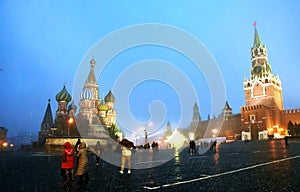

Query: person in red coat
[[61, 142, 75, 185]]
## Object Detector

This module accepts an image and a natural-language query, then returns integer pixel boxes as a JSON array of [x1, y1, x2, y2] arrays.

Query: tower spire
[[87, 58, 96, 84], [253, 22, 261, 48], [42, 99, 53, 124]]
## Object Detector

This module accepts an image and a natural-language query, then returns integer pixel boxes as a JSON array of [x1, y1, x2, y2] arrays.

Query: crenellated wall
[[280, 108, 300, 127]]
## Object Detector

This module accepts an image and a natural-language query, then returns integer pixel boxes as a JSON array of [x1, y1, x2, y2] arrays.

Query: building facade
[[240, 26, 300, 139], [192, 25, 300, 140], [38, 58, 117, 145], [76, 58, 117, 137]]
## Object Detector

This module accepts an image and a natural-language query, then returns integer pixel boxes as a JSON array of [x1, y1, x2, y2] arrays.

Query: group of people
[[189, 139, 217, 155], [151, 141, 159, 154], [60, 139, 101, 187], [61, 137, 136, 187]]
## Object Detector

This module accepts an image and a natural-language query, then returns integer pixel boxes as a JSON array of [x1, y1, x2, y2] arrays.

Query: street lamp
[[68, 117, 74, 136], [144, 129, 148, 145], [135, 135, 139, 146]]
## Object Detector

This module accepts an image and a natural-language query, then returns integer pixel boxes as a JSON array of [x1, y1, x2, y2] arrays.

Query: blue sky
[[1, 1, 300, 138]]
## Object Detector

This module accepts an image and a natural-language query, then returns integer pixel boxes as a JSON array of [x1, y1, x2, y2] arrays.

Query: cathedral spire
[[87, 58, 96, 84], [42, 99, 53, 124], [38, 98, 54, 145]]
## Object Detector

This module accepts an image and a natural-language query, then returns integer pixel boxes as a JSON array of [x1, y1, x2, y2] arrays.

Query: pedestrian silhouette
[[61, 142, 74, 190], [189, 140, 196, 155], [284, 136, 289, 148], [94, 141, 103, 167]]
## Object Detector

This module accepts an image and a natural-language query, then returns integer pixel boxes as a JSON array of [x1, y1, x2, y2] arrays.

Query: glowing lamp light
[[274, 133, 281, 139], [268, 128, 273, 133], [2, 142, 8, 147], [68, 117, 74, 124]]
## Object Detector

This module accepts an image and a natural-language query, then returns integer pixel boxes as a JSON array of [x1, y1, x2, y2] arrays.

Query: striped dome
[[97, 99, 108, 111], [80, 87, 94, 100], [56, 85, 72, 102], [104, 90, 115, 103]]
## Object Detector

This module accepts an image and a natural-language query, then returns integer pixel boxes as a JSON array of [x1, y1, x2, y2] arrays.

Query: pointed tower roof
[[86, 58, 96, 84], [224, 100, 232, 110], [253, 24, 262, 48], [68, 100, 77, 111], [167, 121, 171, 127], [42, 99, 53, 124], [105, 90, 115, 103]]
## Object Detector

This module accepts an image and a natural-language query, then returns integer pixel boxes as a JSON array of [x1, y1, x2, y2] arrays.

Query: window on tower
[[253, 83, 263, 96]]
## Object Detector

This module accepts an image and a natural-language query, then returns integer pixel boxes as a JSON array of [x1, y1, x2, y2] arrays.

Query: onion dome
[[68, 100, 77, 111], [80, 87, 94, 100], [104, 90, 115, 103], [56, 84, 72, 102], [97, 99, 108, 111]]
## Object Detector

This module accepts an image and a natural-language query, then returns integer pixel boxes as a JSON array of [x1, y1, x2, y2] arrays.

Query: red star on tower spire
[[253, 21, 257, 27]]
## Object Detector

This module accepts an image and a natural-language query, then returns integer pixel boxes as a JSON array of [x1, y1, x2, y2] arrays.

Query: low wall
[[287, 136, 300, 142], [44, 137, 109, 153]]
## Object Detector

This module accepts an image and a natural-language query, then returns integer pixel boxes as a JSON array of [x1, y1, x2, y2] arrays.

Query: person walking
[[119, 139, 134, 175], [212, 140, 217, 151], [76, 142, 94, 185], [61, 142, 75, 188], [189, 140, 196, 155], [94, 141, 102, 167], [284, 136, 289, 148]]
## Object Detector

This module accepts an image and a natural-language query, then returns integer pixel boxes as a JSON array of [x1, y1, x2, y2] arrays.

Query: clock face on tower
[[253, 65, 262, 74]]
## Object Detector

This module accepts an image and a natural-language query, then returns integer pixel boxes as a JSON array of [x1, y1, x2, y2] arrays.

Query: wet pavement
[[0, 139, 299, 192]]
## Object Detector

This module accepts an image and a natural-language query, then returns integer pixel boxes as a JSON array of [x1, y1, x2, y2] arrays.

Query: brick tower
[[241, 24, 284, 139]]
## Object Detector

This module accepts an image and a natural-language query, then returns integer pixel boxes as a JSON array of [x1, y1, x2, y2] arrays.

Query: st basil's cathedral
[[38, 59, 116, 146]]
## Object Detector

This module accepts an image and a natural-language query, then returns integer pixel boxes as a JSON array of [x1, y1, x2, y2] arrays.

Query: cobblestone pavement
[[0, 139, 299, 192]]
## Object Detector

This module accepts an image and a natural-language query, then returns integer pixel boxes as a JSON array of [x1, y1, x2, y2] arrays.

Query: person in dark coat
[[76, 142, 94, 185], [189, 140, 196, 155], [284, 136, 289, 148], [94, 141, 103, 167]]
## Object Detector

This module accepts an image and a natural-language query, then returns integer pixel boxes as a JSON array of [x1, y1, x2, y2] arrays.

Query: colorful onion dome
[[97, 99, 108, 111], [56, 84, 72, 102], [80, 87, 94, 100], [68, 100, 77, 111], [104, 90, 115, 103]]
